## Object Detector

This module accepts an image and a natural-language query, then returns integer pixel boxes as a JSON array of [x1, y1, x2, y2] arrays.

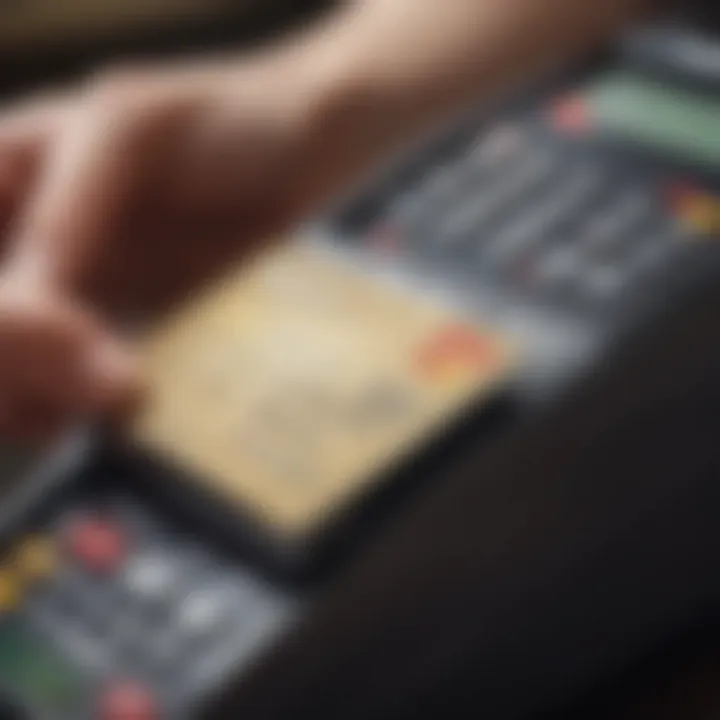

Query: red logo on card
[[416, 324, 496, 384]]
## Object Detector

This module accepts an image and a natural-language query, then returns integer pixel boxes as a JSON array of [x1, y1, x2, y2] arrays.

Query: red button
[[99, 681, 158, 720], [550, 96, 592, 135], [65, 516, 127, 574]]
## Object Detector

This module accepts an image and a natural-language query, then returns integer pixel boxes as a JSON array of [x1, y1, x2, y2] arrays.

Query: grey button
[[420, 166, 463, 205], [584, 264, 626, 298], [536, 247, 582, 284], [124, 553, 180, 604], [580, 188, 655, 256], [469, 125, 526, 171], [175, 585, 239, 640]]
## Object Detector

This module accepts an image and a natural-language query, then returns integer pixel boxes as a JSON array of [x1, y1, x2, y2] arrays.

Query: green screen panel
[[583, 72, 720, 167]]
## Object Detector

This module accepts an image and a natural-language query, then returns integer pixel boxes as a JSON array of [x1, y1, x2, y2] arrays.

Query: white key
[[124, 553, 179, 603], [176, 585, 238, 639]]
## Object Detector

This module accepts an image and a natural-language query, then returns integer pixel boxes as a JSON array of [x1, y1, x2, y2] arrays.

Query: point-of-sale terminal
[[0, 21, 719, 720]]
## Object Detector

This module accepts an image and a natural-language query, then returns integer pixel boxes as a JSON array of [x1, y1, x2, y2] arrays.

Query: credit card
[[132, 243, 518, 546]]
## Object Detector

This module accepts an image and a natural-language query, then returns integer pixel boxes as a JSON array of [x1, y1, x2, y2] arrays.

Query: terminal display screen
[[584, 71, 720, 167]]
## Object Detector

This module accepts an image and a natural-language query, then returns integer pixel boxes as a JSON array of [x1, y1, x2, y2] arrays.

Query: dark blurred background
[[0, 0, 332, 97]]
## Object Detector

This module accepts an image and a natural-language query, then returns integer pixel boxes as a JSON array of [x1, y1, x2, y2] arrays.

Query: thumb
[[0, 279, 140, 439]]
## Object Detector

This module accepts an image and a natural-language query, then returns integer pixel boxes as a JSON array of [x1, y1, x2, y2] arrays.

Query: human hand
[[0, 52, 350, 441]]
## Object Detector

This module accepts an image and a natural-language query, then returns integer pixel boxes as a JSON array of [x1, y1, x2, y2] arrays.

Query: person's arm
[[288, 0, 650, 196]]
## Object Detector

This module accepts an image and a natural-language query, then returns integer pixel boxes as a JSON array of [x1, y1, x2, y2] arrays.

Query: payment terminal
[[0, 22, 719, 720]]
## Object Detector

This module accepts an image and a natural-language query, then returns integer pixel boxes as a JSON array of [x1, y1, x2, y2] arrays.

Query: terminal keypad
[[348, 121, 714, 307], [0, 493, 289, 719]]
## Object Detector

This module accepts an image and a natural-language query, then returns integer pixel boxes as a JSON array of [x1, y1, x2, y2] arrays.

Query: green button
[[0, 624, 84, 713]]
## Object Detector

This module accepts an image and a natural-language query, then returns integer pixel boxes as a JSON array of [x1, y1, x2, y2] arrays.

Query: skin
[[0, 0, 648, 440]]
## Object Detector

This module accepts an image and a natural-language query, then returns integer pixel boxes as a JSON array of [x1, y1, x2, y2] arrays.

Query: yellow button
[[679, 196, 720, 236], [14, 536, 56, 582], [0, 569, 23, 612]]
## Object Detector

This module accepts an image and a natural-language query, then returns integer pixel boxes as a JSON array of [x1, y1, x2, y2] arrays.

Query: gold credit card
[[132, 243, 518, 545]]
